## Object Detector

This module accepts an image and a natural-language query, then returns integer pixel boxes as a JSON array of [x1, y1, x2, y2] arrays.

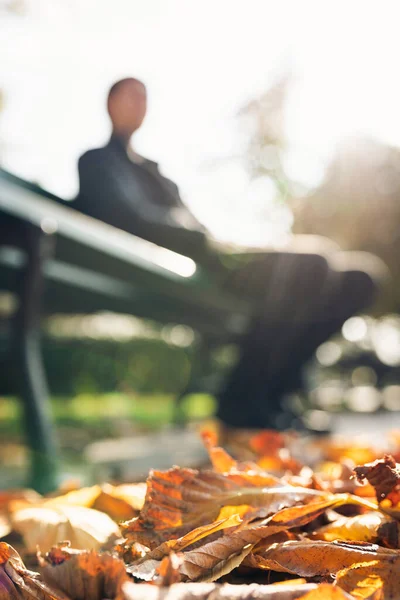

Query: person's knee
[[328, 251, 390, 286]]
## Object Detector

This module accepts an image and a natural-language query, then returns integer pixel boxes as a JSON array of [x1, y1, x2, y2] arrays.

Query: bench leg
[[13, 226, 59, 493]]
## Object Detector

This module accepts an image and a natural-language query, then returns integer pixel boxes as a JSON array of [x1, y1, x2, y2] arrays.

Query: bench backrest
[[0, 169, 250, 340]]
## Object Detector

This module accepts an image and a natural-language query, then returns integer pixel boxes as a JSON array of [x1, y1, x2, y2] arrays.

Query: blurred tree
[[240, 76, 399, 313], [238, 73, 291, 200], [291, 137, 400, 311], [0, 0, 25, 14]]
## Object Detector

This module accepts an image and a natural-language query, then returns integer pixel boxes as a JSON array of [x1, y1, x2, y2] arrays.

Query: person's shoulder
[[78, 146, 112, 173], [79, 146, 107, 163]]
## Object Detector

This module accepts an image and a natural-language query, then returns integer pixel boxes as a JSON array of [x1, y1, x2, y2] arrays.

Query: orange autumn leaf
[[201, 429, 280, 478], [92, 484, 146, 521], [201, 430, 241, 473], [249, 431, 286, 456], [301, 584, 353, 599], [311, 438, 379, 465]]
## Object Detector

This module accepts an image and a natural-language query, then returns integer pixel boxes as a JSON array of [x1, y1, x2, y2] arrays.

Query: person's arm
[[141, 160, 207, 232]]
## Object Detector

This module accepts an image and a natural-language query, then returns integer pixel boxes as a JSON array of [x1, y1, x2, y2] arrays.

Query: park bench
[[0, 168, 252, 493]]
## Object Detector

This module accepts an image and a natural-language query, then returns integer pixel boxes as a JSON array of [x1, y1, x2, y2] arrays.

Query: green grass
[[0, 392, 216, 432], [0, 392, 217, 488]]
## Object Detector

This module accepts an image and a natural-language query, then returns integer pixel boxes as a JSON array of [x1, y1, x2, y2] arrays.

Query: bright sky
[[1, 0, 400, 245]]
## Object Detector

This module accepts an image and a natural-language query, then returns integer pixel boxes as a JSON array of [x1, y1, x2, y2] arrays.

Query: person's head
[[107, 77, 147, 137]]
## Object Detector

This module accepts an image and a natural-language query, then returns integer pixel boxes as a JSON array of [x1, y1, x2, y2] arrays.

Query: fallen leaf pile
[[2, 428, 400, 599]]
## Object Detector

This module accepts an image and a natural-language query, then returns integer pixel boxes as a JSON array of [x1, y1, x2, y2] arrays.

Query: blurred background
[[1, 0, 400, 485]]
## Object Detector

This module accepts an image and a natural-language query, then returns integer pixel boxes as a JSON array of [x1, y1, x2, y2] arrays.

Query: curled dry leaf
[[122, 466, 327, 549], [127, 515, 242, 581], [11, 504, 120, 552], [354, 454, 400, 502], [246, 540, 400, 579], [142, 493, 373, 583], [122, 581, 322, 600], [39, 543, 129, 600], [313, 511, 400, 547], [0, 541, 70, 600]]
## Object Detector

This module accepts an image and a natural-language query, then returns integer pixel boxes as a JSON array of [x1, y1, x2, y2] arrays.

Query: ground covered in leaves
[[2, 426, 400, 599]]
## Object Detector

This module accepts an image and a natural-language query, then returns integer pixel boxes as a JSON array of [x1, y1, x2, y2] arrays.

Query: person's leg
[[252, 251, 389, 426], [216, 248, 388, 430], [216, 250, 331, 428]]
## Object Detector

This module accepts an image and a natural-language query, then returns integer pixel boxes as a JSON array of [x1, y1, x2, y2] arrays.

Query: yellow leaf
[[11, 504, 120, 553], [313, 512, 399, 546], [336, 558, 400, 599]]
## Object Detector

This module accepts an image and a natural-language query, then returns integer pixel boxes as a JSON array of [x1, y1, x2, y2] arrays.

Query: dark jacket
[[77, 136, 207, 258]]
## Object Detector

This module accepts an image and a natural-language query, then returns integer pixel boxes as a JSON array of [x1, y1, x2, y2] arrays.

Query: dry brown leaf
[[173, 494, 373, 582], [122, 581, 322, 600], [127, 515, 242, 581], [336, 557, 400, 599], [354, 455, 400, 502], [246, 540, 399, 579], [313, 512, 400, 547], [0, 542, 70, 600], [156, 552, 184, 586], [38, 543, 129, 600], [11, 505, 120, 553], [122, 466, 328, 548]]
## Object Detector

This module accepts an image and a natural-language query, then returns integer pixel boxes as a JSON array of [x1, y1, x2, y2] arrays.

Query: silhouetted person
[[77, 78, 388, 431], [77, 78, 212, 262]]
